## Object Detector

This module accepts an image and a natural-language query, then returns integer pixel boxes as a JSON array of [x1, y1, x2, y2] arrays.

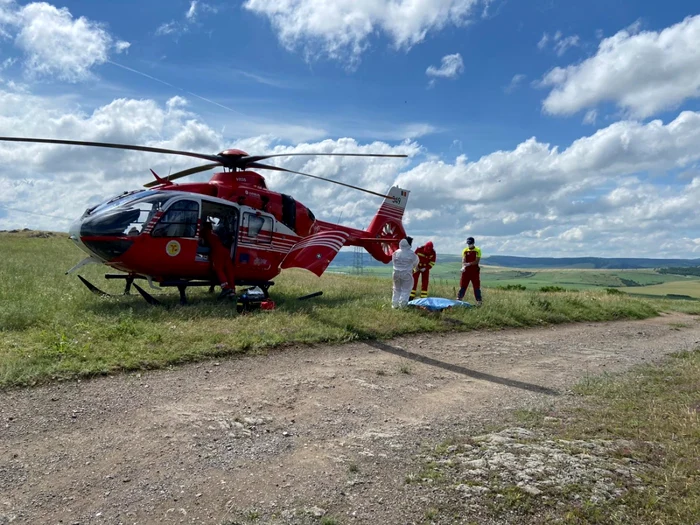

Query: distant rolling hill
[[482, 256, 700, 269], [330, 252, 700, 270]]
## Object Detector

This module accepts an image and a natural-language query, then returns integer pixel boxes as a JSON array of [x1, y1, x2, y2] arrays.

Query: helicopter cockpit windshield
[[86, 189, 156, 217], [80, 192, 172, 237]]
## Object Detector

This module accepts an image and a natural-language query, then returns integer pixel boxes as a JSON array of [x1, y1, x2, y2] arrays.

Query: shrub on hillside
[[540, 286, 567, 292], [498, 284, 527, 291], [605, 288, 624, 295]]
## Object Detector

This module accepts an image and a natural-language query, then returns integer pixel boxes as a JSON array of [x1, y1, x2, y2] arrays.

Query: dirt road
[[2, 313, 700, 524]]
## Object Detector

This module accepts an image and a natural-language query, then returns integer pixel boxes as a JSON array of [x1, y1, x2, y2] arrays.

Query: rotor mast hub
[[217, 149, 250, 170]]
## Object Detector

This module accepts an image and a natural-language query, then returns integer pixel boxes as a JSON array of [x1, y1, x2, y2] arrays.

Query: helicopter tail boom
[[315, 186, 410, 264]]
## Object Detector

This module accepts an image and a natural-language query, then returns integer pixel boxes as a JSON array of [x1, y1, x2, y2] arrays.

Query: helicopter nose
[[68, 218, 81, 243], [69, 218, 92, 256]]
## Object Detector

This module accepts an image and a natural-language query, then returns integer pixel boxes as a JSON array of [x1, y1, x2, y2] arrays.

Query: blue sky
[[1, 0, 700, 258]]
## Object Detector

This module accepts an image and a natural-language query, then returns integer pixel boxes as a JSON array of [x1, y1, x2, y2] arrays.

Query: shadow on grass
[[80, 286, 351, 318], [364, 339, 559, 396]]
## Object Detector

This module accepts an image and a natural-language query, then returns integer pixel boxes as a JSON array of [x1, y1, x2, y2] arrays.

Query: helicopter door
[[198, 201, 239, 262]]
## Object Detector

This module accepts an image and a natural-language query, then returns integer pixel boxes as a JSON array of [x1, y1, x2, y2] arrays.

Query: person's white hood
[[392, 239, 419, 272]]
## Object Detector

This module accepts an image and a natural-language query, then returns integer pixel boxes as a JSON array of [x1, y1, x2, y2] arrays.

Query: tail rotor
[[378, 221, 400, 257]]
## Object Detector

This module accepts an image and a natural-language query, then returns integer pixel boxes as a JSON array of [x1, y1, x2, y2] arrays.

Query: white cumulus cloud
[[0, 1, 127, 82], [114, 40, 131, 54], [243, 0, 484, 65], [426, 53, 464, 79], [541, 14, 700, 119], [394, 111, 700, 256], [15, 2, 112, 82]]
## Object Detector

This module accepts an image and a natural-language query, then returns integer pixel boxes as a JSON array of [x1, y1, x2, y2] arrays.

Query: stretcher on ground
[[407, 297, 472, 312]]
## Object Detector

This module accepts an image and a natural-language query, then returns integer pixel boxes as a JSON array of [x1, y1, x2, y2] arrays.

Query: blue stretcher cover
[[407, 297, 472, 311]]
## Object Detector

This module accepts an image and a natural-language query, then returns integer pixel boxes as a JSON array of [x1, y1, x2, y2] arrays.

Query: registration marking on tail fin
[[377, 186, 410, 220]]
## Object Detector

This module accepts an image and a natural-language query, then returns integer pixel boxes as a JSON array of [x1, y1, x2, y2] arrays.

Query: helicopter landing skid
[[77, 275, 111, 298], [132, 283, 162, 306], [79, 273, 275, 307]]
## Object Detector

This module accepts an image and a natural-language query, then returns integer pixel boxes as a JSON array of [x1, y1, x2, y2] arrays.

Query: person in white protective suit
[[392, 238, 419, 308]]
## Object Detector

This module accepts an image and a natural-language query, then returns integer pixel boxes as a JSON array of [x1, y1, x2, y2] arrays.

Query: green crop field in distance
[[623, 280, 700, 299]]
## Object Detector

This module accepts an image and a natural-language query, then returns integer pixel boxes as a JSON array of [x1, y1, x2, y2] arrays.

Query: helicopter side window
[[244, 213, 273, 244], [152, 200, 199, 238]]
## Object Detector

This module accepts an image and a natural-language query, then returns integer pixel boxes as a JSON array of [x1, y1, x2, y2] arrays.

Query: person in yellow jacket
[[457, 236, 482, 305]]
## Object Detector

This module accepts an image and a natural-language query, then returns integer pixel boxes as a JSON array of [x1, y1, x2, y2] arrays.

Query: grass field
[[2, 230, 700, 389]]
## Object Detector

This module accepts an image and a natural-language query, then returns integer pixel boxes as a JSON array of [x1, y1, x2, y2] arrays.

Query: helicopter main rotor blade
[[0, 137, 411, 168], [243, 152, 408, 164], [247, 162, 392, 199], [0, 136, 223, 164], [143, 162, 222, 188], [0, 137, 408, 191]]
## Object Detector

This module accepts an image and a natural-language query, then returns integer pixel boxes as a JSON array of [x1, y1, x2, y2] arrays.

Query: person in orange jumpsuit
[[457, 236, 482, 305], [410, 241, 437, 299], [201, 221, 236, 299]]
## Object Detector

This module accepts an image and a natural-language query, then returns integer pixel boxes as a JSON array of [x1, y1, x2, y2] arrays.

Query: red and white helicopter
[[0, 137, 411, 305]]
